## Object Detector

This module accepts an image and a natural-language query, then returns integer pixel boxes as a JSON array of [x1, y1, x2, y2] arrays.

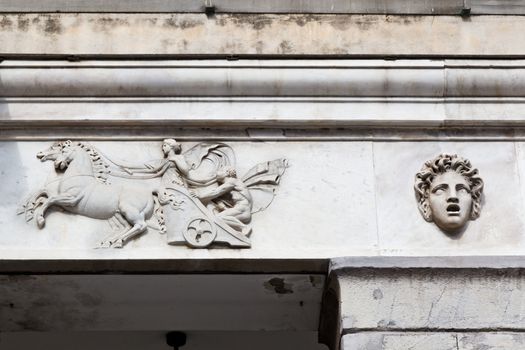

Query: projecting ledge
[[330, 255, 525, 271]]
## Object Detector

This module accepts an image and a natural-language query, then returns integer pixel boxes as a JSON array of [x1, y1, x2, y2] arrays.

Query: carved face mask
[[428, 171, 473, 232]]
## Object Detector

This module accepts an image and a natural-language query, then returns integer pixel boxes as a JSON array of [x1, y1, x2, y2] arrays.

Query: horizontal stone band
[[2, 60, 525, 98]]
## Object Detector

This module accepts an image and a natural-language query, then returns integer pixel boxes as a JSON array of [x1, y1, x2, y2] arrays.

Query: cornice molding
[[2, 59, 525, 138], [0, 0, 523, 15], [2, 59, 525, 98]]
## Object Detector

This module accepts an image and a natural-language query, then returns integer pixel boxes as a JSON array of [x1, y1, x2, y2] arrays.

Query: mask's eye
[[432, 185, 447, 194], [457, 185, 471, 194]]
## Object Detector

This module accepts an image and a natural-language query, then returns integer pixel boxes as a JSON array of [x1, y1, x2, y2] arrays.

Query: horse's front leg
[[35, 193, 82, 228], [17, 189, 49, 221]]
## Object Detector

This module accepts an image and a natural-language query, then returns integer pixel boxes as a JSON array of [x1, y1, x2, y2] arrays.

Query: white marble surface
[[2, 140, 525, 260]]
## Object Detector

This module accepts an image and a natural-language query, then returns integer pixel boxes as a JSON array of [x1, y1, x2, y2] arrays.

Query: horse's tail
[[151, 190, 167, 234]]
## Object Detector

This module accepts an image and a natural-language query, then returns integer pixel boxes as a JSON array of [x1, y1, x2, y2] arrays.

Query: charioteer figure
[[193, 166, 253, 236]]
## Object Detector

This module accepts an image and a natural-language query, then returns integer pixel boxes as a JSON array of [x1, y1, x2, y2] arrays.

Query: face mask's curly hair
[[414, 154, 484, 222]]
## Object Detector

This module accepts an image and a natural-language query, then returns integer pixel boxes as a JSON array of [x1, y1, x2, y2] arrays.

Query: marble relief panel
[[0, 141, 378, 258], [374, 142, 525, 254], [2, 140, 525, 258]]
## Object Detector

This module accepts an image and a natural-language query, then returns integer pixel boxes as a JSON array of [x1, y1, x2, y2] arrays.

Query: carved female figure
[[160, 138, 192, 186], [414, 154, 484, 234]]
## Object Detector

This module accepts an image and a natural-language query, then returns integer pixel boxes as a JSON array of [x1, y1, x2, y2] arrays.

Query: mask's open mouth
[[446, 204, 460, 215]]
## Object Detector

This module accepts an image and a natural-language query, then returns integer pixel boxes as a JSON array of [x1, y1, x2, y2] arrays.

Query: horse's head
[[36, 140, 75, 171]]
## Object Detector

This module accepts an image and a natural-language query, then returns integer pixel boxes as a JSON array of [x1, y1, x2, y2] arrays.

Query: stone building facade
[[2, 1, 525, 349]]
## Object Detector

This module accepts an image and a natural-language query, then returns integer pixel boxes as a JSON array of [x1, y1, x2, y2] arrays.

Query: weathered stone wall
[[1, 14, 525, 56], [2, 6, 525, 350], [342, 333, 525, 350]]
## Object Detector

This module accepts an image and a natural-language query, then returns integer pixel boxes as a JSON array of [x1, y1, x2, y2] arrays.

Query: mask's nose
[[36, 152, 45, 160], [447, 195, 459, 203]]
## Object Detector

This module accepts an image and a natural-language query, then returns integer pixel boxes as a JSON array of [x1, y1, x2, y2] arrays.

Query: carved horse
[[25, 141, 157, 248]]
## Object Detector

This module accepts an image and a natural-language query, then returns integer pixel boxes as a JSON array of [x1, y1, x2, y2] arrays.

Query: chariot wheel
[[183, 217, 217, 248]]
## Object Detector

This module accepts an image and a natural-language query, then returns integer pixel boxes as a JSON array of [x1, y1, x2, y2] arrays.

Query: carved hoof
[[25, 211, 34, 222], [111, 239, 124, 249], [36, 215, 45, 228], [98, 240, 112, 249]]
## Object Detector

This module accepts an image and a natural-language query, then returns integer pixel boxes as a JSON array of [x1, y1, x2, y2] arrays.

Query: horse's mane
[[70, 141, 110, 184]]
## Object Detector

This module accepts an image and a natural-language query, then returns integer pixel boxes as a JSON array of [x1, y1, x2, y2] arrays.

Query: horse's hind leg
[[109, 203, 151, 248], [111, 221, 147, 248], [99, 214, 131, 248]]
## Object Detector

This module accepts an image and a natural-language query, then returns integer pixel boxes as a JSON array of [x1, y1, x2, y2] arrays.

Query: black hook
[[166, 331, 187, 350], [460, 7, 471, 17], [204, 0, 216, 17]]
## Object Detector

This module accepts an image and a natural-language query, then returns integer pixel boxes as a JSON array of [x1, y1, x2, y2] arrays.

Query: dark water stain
[[309, 275, 324, 288], [75, 292, 102, 307], [279, 40, 293, 54], [44, 16, 62, 34], [3, 275, 37, 283], [264, 277, 294, 294], [373, 288, 383, 300], [0, 15, 13, 29], [15, 318, 47, 331], [163, 15, 202, 29], [381, 14, 425, 25], [145, 17, 158, 25], [255, 40, 264, 54], [222, 14, 274, 31], [95, 17, 130, 28], [17, 15, 30, 31]]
